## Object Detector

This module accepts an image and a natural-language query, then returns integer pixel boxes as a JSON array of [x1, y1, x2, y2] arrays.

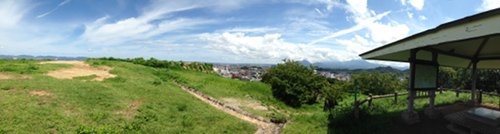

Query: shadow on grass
[[327, 100, 467, 134]]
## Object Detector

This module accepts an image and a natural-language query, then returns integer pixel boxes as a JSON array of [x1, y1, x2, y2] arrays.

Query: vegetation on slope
[[0, 59, 255, 133]]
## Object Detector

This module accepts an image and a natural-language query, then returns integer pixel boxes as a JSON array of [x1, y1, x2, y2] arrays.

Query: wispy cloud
[[408, 0, 424, 10], [81, 0, 255, 46], [218, 27, 279, 33], [407, 12, 413, 18], [419, 15, 427, 20], [315, 8, 323, 16], [37, 0, 72, 18], [201, 32, 356, 63], [477, 0, 500, 12], [0, 0, 32, 28]]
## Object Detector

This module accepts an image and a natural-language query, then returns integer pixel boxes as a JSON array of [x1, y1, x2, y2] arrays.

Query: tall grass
[[0, 60, 256, 133]]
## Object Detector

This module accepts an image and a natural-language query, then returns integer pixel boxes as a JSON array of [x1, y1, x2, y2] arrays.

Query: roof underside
[[360, 8, 500, 69]]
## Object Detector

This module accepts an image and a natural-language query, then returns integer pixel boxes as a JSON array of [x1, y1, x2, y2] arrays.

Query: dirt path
[[174, 81, 284, 134], [39, 60, 116, 81]]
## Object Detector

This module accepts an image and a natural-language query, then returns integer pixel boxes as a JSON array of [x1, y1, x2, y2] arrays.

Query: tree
[[262, 59, 331, 107], [351, 72, 403, 95], [438, 67, 457, 88]]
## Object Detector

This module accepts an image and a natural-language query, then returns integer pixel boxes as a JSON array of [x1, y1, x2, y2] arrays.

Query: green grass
[[72, 74, 98, 80], [165, 69, 500, 134], [0, 59, 256, 133]]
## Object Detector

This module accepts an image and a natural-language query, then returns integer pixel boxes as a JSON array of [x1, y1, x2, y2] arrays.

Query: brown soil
[[39, 60, 116, 81], [0, 73, 32, 79], [115, 100, 146, 118], [28, 90, 51, 96], [222, 98, 270, 111], [178, 85, 282, 134]]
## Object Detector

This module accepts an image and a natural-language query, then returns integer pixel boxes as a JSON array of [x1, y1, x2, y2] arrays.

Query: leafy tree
[[438, 67, 457, 88], [262, 59, 331, 107], [351, 72, 402, 95]]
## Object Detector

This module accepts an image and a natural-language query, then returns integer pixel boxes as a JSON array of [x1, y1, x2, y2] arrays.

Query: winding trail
[[173, 80, 285, 134]]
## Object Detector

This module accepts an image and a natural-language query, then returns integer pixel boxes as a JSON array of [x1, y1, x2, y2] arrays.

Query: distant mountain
[[0, 55, 89, 60], [300, 60, 408, 70]]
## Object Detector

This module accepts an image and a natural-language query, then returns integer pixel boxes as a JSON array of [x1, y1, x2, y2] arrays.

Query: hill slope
[[0, 59, 255, 133]]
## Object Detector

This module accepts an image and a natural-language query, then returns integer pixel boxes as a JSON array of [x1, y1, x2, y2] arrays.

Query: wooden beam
[[421, 47, 471, 60], [479, 56, 500, 60]]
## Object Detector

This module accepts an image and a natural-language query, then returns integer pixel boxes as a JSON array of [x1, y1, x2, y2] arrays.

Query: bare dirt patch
[[29, 90, 51, 96], [115, 100, 146, 118], [222, 97, 270, 111], [0, 73, 32, 79], [39, 60, 117, 81], [176, 83, 283, 134]]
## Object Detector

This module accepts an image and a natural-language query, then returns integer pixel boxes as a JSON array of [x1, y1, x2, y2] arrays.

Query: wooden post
[[456, 90, 459, 97], [394, 91, 398, 105], [439, 88, 443, 94], [478, 90, 483, 104], [368, 93, 373, 107], [354, 101, 359, 119]]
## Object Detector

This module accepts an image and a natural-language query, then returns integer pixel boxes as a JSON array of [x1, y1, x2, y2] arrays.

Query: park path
[[173, 80, 285, 134]]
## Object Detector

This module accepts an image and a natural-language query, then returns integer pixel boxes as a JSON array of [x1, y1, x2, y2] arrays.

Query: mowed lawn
[[0, 59, 256, 133]]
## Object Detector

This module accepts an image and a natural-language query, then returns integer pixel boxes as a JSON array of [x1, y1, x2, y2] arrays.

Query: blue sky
[[0, 0, 499, 67]]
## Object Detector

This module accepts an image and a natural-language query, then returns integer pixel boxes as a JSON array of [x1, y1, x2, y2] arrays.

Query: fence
[[354, 88, 500, 119]]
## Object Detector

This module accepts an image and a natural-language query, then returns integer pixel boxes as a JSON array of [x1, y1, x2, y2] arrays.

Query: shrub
[[1, 86, 11, 90]]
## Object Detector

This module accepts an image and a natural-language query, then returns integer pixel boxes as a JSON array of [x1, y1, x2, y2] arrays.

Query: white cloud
[[0, 0, 32, 29], [346, 0, 369, 18], [477, 0, 500, 12], [37, 0, 72, 18], [315, 8, 323, 16], [408, 0, 424, 10], [366, 21, 409, 44], [82, 16, 214, 45], [81, 0, 232, 45], [401, 0, 406, 5], [407, 12, 413, 18], [218, 27, 279, 33], [419, 15, 427, 20], [131, 40, 197, 47], [200, 32, 355, 63]]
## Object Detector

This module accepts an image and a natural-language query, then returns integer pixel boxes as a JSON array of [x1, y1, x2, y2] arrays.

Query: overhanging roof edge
[[359, 7, 500, 57]]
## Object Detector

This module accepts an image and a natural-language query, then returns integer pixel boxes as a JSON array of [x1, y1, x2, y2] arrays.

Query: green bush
[[262, 59, 335, 107], [88, 112, 109, 122], [1, 86, 11, 90]]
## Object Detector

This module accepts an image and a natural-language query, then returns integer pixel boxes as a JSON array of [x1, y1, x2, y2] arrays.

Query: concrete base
[[401, 111, 420, 125], [466, 100, 478, 107], [424, 107, 440, 119]]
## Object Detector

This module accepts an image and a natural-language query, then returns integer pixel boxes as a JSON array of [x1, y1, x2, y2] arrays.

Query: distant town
[[213, 64, 352, 82]]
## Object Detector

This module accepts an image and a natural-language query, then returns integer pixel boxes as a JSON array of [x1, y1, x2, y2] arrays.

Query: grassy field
[[166, 69, 499, 134], [0, 59, 256, 133], [1, 59, 498, 133]]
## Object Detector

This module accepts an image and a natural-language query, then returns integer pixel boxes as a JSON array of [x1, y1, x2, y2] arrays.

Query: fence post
[[368, 93, 373, 107], [439, 88, 443, 94], [456, 90, 459, 97], [394, 91, 398, 105], [354, 101, 359, 119]]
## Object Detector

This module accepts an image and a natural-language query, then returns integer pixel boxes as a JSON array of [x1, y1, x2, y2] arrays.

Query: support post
[[470, 61, 478, 106], [478, 90, 482, 104], [368, 93, 373, 107], [401, 49, 419, 124], [425, 90, 439, 119], [394, 91, 398, 105], [354, 101, 359, 119], [456, 90, 459, 97]]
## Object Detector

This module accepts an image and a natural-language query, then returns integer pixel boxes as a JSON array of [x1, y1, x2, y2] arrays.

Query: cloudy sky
[[0, 0, 499, 66]]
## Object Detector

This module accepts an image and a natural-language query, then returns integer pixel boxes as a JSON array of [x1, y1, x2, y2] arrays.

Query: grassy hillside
[[0, 59, 255, 133], [164, 68, 499, 134]]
